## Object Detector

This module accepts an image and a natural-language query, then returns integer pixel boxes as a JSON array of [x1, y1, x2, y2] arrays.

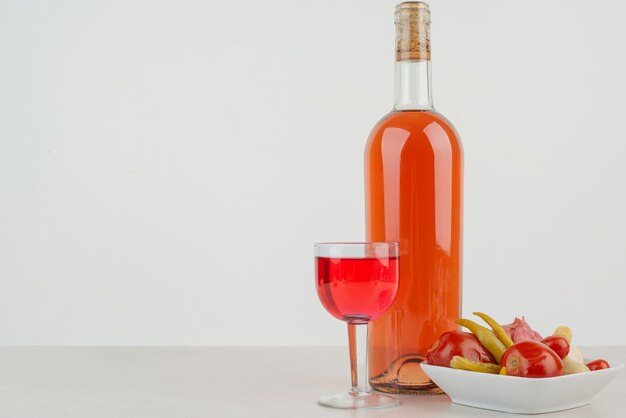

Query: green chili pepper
[[450, 356, 501, 374], [456, 318, 506, 363], [473, 311, 514, 348]]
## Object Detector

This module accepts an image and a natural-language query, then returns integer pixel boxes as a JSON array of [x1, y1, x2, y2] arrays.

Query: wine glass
[[314, 242, 400, 409]]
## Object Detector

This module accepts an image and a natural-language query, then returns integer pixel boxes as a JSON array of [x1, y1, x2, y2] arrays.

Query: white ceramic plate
[[421, 359, 623, 414]]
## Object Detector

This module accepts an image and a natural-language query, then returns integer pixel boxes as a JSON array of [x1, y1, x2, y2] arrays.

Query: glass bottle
[[365, 1, 463, 394]]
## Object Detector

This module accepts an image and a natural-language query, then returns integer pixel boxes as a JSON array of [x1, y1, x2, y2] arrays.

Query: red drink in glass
[[314, 242, 399, 410], [316, 256, 398, 324]]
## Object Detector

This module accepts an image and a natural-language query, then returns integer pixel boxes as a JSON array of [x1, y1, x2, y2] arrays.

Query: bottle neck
[[393, 2, 432, 111], [393, 59, 433, 111]]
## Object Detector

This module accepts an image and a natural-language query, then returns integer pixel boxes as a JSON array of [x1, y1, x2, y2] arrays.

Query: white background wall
[[1, 0, 625, 346]]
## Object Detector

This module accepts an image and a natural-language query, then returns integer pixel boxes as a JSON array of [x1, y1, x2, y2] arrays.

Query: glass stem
[[348, 323, 369, 395]]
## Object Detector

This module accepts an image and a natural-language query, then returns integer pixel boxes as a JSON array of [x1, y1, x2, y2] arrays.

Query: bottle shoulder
[[371, 110, 457, 132], [366, 110, 461, 148]]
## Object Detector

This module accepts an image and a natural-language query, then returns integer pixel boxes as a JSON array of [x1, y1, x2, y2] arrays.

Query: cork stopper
[[395, 2, 431, 61]]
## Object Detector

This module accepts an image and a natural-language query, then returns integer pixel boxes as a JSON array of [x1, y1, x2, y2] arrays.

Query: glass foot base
[[318, 391, 400, 409]]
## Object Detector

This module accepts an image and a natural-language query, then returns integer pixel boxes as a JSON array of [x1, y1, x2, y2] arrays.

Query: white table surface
[[0, 346, 623, 417]]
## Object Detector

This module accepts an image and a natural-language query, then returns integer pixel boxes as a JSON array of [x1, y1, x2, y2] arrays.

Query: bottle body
[[365, 109, 462, 394]]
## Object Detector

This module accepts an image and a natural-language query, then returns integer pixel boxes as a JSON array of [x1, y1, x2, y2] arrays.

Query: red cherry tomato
[[501, 341, 564, 378], [586, 359, 610, 371], [541, 336, 570, 360], [427, 331, 496, 367]]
